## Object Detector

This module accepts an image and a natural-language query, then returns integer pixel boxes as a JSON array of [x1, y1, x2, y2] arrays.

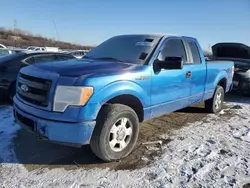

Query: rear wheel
[[90, 104, 139, 162], [205, 86, 224, 113]]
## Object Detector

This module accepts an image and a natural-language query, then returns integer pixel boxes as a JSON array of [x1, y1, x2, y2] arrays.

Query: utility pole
[[52, 19, 60, 42], [14, 19, 18, 47]]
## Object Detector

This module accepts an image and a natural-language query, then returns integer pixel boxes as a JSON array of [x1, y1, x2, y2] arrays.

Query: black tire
[[9, 83, 16, 101], [90, 104, 139, 162], [205, 86, 224, 113]]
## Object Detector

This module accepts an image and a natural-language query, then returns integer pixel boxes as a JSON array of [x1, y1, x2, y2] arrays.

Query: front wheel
[[90, 104, 139, 162], [205, 86, 225, 113]]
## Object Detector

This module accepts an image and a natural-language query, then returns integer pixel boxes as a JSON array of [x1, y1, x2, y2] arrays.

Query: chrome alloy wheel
[[214, 92, 222, 109], [109, 118, 133, 152]]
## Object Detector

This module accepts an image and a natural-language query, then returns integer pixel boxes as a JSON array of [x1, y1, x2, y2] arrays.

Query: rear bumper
[[232, 77, 250, 93], [13, 99, 96, 146]]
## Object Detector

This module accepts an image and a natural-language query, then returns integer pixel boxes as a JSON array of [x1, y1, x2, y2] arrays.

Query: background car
[[0, 48, 24, 57], [26, 46, 40, 51], [0, 48, 12, 57], [212, 42, 250, 93], [0, 51, 76, 100], [66, 50, 87, 59], [27, 46, 59, 52], [0, 44, 6, 48]]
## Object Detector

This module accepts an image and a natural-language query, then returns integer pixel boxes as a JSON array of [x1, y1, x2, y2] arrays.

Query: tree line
[[0, 27, 92, 50]]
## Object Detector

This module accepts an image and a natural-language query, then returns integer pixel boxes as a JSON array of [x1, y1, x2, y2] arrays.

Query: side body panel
[[149, 36, 192, 119], [150, 67, 191, 118], [183, 37, 207, 104]]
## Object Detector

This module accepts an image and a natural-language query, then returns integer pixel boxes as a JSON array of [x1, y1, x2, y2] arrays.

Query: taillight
[[232, 66, 234, 77]]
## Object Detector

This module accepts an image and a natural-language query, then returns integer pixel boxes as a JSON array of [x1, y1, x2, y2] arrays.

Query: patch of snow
[[141, 156, 149, 162], [1, 100, 250, 187], [0, 106, 20, 163], [142, 140, 162, 145], [241, 129, 250, 143], [219, 109, 225, 115]]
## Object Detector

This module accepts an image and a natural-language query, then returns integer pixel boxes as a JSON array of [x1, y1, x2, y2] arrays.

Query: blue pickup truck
[[13, 34, 234, 161]]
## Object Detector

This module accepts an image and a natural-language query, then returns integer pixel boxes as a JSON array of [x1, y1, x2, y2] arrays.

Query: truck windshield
[[85, 35, 162, 64]]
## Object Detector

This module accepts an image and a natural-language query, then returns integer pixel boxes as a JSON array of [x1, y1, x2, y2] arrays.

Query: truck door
[[183, 39, 206, 104], [150, 38, 192, 118]]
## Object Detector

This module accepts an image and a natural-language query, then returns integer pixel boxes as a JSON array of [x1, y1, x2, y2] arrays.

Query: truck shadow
[[14, 129, 105, 169], [178, 106, 207, 114], [225, 92, 250, 104]]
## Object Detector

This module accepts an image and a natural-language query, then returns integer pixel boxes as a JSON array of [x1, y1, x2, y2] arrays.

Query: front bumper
[[13, 99, 96, 147]]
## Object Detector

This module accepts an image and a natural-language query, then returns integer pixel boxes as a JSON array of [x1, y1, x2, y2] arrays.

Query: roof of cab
[[115, 33, 198, 41]]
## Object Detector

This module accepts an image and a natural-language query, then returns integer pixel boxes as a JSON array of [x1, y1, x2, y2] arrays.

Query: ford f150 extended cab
[[13, 34, 234, 161]]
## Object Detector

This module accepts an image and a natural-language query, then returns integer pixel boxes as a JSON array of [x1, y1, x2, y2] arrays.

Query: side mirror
[[155, 56, 183, 70]]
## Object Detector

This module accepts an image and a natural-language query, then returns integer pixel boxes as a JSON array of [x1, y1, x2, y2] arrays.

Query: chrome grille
[[17, 73, 51, 106]]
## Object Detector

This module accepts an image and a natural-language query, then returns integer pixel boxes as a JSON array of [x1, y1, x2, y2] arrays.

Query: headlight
[[53, 86, 93, 112]]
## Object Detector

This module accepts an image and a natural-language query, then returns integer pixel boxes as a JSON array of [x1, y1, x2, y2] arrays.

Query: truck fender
[[86, 81, 148, 121], [213, 70, 228, 91], [92, 81, 148, 107]]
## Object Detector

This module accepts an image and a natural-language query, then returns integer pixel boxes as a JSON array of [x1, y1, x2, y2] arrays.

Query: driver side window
[[158, 39, 187, 63]]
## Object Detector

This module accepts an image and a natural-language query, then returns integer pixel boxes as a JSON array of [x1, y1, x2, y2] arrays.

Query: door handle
[[186, 71, 192, 78]]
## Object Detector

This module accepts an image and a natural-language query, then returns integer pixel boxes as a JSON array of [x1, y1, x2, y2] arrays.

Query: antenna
[[52, 19, 60, 41]]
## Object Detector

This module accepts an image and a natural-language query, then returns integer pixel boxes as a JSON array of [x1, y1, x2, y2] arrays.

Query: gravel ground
[[0, 94, 250, 187]]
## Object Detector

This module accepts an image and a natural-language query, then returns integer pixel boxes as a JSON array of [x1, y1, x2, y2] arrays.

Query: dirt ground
[[0, 94, 240, 172]]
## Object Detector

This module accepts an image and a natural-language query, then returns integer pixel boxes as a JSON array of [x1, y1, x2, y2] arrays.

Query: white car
[[0, 48, 23, 57], [67, 50, 87, 59], [27, 46, 42, 51], [27, 46, 59, 52], [0, 44, 6, 48]]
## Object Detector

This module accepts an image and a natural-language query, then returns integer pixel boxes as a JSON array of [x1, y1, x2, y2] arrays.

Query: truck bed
[[207, 57, 250, 64]]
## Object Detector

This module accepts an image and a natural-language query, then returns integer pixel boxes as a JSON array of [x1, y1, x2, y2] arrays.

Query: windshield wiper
[[82, 56, 91, 59], [83, 56, 135, 64], [95, 57, 136, 64], [94, 57, 125, 62]]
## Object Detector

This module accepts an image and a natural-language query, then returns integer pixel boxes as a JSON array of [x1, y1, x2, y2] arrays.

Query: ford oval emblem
[[20, 84, 28, 92]]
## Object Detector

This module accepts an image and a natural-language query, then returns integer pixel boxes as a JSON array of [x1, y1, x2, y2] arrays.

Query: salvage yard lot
[[0, 94, 250, 187]]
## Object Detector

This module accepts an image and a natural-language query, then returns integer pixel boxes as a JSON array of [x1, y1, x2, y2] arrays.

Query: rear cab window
[[186, 40, 202, 64]]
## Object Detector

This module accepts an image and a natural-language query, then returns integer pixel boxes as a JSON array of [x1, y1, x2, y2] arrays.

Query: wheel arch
[[101, 94, 144, 122]]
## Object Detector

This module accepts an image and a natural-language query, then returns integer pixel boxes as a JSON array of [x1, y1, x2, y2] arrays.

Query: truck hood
[[33, 58, 139, 77], [212, 43, 250, 59], [212, 43, 250, 73]]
